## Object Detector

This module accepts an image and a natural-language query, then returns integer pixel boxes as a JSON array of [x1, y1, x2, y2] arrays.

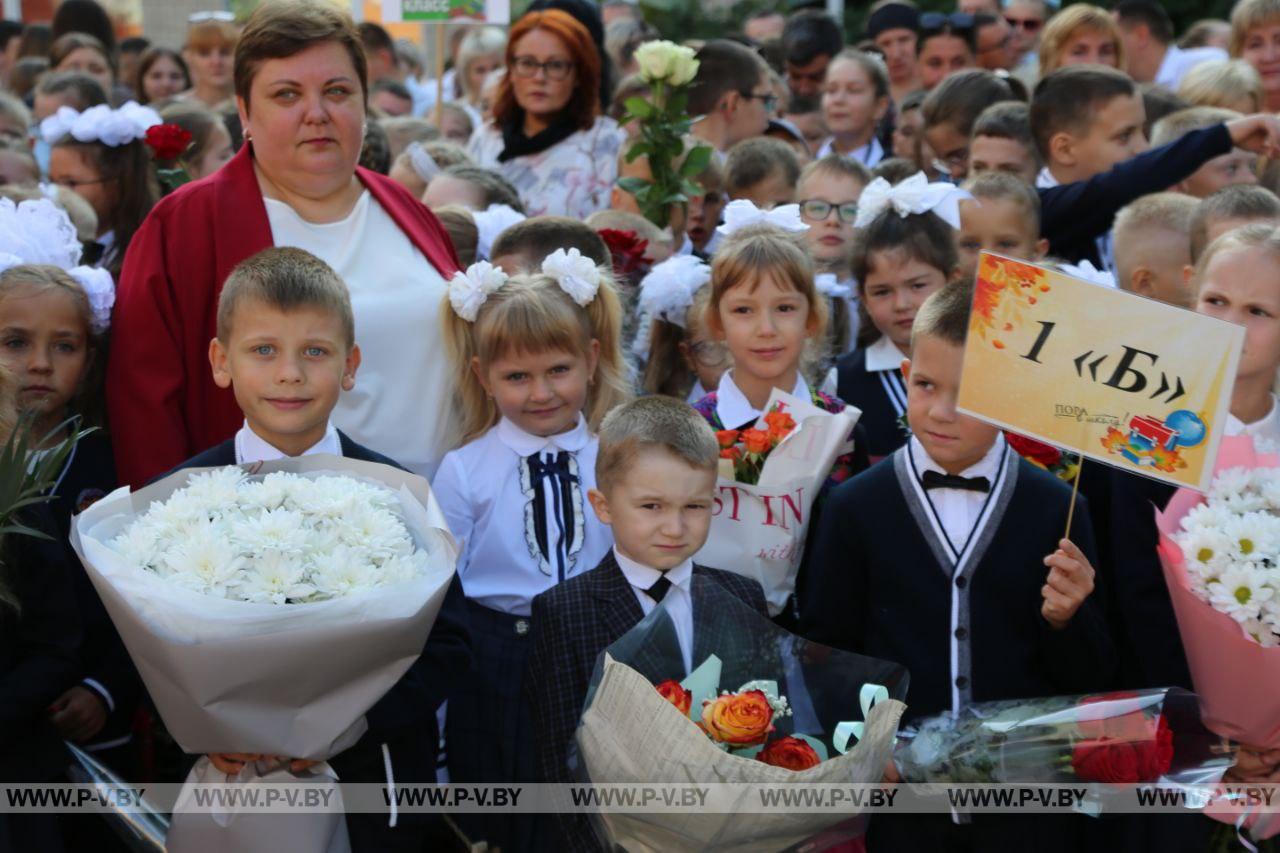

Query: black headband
[[866, 3, 921, 39]]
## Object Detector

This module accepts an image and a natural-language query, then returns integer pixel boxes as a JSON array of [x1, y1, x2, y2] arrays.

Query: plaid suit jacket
[[526, 551, 767, 851]]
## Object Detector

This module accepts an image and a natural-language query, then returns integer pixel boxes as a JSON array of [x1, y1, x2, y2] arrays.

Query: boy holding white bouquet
[[173, 247, 471, 851], [801, 282, 1114, 850]]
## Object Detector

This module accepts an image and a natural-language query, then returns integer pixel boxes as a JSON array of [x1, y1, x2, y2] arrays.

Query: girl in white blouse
[[433, 253, 630, 850]]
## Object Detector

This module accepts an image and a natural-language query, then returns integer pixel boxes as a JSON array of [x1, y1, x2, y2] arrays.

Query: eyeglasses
[[739, 91, 779, 112], [511, 55, 575, 80], [919, 11, 975, 33], [688, 340, 731, 369], [189, 10, 235, 22], [799, 199, 859, 224], [1004, 16, 1043, 32]]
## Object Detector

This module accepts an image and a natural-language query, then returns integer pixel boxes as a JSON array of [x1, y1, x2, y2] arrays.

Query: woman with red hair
[[468, 9, 625, 219]]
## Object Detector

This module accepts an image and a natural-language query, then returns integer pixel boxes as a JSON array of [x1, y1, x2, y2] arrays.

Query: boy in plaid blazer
[[526, 397, 767, 850]]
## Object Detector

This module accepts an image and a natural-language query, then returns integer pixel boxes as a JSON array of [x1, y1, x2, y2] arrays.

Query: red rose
[[655, 680, 692, 716], [599, 228, 650, 278], [757, 736, 821, 771], [1004, 431, 1063, 469], [144, 123, 193, 162], [1072, 704, 1174, 784], [1071, 740, 1143, 783], [1076, 692, 1146, 740]]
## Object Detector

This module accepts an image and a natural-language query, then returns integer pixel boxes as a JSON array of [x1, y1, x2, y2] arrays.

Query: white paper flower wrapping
[[542, 247, 601, 306], [853, 172, 971, 230], [448, 260, 509, 322], [716, 199, 810, 237], [40, 101, 162, 147]]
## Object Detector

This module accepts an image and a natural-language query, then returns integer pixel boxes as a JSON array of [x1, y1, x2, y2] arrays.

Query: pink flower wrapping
[[1155, 435, 1280, 839]]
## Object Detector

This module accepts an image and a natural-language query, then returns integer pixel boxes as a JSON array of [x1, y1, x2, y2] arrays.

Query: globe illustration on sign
[[1165, 410, 1206, 448]]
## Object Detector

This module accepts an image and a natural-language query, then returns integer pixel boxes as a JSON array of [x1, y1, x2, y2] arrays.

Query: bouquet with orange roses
[[573, 579, 908, 851], [716, 407, 798, 486]]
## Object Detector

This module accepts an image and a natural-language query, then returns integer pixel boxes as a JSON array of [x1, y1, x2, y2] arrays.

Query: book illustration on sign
[[1100, 409, 1207, 473]]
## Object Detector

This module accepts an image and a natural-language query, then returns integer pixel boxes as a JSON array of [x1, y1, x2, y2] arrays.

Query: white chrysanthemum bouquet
[[112, 468, 432, 604], [71, 457, 458, 852], [1174, 465, 1280, 646]]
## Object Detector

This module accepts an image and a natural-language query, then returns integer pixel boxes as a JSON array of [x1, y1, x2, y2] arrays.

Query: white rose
[[635, 40, 699, 86]]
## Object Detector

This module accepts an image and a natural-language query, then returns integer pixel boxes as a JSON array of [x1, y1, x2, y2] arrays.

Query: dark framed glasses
[[511, 55, 575, 80], [799, 199, 859, 224], [1004, 15, 1043, 32], [739, 91, 780, 112]]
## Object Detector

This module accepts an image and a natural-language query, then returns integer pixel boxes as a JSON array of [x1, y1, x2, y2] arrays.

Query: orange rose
[[741, 429, 771, 455], [720, 446, 742, 461], [715, 429, 739, 449], [701, 690, 775, 745], [762, 410, 796, 435], [757, 736, 821, 771], [655, 680, 692, 716]]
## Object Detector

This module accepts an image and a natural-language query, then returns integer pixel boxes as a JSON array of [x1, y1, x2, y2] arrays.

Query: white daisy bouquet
[[70, 456, 458, 851], [1156, 435, 1280, 840]]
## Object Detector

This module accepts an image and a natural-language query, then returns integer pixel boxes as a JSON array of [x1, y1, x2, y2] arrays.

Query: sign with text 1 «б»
[[957, 253, 1244, 492], [381, 0, 510, 23]]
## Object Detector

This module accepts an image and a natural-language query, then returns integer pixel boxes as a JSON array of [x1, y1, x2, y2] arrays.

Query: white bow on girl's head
[[814, 273, 853, 300], [405, 141, 440, 182], [716, 199, 810, 238], [853, 172, 971, 230], [541, 247, 601, 306], [632, 255, 711, 357], [1058, 259, 1116, 289], [0, 198, 115, 333], [473, 204, 526, 262], [40, 101, 162, 147], [448, 261, 509, 322]]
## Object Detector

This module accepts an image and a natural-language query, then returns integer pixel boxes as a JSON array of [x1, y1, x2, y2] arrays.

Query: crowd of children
[[6, 0, 1280, 851]]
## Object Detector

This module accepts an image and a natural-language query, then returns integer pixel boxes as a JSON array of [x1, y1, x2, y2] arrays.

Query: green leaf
[[616, 176, 652, 196], [679, 145, 714, 178], [624, 96, 655, 120]]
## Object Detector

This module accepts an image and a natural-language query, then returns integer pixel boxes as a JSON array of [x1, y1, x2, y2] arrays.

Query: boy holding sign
[[801, 281, 1113, 850]]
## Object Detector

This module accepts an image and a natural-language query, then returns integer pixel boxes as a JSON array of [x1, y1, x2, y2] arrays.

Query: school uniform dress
[[175, 422, 472, 853], [432, 415, 613, 851], [527, 549, 768, 852], [835, 336, 910, 465], [0, 505, 83, 853], [801, 436, 1115, 851], [39, 428, 141, 777]]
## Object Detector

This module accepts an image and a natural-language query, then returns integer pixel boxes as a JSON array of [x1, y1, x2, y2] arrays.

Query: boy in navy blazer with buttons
[[800, 281, 1114, 852]]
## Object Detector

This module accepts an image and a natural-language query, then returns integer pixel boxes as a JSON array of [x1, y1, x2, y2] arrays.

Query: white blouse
[[468, 116, 626, 219], [431, 415, 614, 616], [264, 191, 453, 479]]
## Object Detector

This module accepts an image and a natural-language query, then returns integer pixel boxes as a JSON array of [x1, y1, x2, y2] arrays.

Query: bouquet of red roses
[[894, 689, 1230, 790]]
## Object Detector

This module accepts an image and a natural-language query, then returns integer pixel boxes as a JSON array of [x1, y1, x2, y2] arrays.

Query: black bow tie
[[80, 240, 106, 266], [646, 575, 672, 603], [922, 470, 991, 493]]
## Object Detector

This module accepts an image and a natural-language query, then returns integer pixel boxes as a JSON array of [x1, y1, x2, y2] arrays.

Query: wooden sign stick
[[1064, 455, 1084, 542]]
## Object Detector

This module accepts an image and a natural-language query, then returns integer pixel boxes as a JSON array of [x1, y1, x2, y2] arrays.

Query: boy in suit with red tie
[[526, 396, 767, 850]]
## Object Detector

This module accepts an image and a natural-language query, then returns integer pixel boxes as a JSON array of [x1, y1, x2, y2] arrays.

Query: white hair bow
[[0, 198, 115, 333], [853, 172, 971, 230], [448, 261, 509, 322], [716, 199, 810, 238], [473, 204, 526, 262], [541, 248, 601, 306], [632, 255, 711, 356], [40, 101, 162, 147], [815, 273, 852, 299], [1058, 259, 1116, 289]]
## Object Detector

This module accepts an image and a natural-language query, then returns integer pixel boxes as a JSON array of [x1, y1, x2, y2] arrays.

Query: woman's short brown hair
[[1037, 4, 1125, 77], [234, 0, 367, 110], [186, 18, 238, 53], [494, 10, 601, 133]]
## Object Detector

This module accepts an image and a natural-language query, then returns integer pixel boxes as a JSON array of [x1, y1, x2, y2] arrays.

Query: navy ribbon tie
[[526, 451, 579, 581], [646, 575, 672, 603], [921, 470, 991, 493]]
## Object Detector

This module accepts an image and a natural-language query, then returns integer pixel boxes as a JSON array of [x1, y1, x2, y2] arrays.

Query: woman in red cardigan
[[107, 0, 459, 487]]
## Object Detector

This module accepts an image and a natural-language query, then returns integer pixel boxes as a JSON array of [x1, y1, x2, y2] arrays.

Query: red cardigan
[[105, 145, 460, 487]]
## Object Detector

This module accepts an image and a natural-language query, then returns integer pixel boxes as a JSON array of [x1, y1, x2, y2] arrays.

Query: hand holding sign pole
[[958, 252, 1243, 494]]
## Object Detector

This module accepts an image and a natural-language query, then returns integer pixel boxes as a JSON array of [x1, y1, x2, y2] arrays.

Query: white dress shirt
[[907, 434, 1008, 560], [234, 420, 342, 465], [1155, 45, 1227, 91], [815, 136, 885, 168], [614, 547, 695, 676], [431, 415, 614, 615], [264, 190, 453, 479], [1225, 394, 1280, 452], [715, 370, 811, 430]]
